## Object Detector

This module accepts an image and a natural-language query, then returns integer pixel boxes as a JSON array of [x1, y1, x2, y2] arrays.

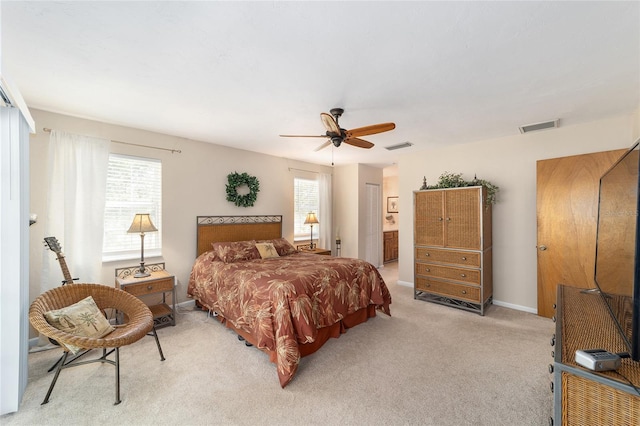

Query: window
[[294, 177, 319, 240], [103, 154, 162, 261]]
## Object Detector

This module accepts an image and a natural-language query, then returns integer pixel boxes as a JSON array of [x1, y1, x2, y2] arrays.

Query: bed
[[187, 215, 392, 387]]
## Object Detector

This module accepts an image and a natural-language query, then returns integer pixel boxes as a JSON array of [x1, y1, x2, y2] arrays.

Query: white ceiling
[[3, 1, 639, 168]]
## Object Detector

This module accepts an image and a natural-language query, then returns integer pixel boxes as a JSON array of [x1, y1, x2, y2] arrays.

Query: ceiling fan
[[280, 108, 395, 151]]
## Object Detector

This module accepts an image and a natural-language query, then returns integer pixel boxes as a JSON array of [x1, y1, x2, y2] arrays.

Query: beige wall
[[333, 164, 358, 259], [28, 109, 333, 321], [332, 163, 384, 263], [383, 165, 399, 232], [28, 107, 640, 323], [397, 111, 639, 313]]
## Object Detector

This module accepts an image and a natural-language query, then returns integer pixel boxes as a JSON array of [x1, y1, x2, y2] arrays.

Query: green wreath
[[226, 172, 260, 207]]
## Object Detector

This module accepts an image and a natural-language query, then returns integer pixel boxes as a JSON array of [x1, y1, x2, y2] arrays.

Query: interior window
[[293, 177, 319, 240], [102, 153, 162, 261]]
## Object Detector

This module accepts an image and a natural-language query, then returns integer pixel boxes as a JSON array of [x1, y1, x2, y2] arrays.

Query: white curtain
[[41, 130, 110, 292], [318, 172, 332, 251]]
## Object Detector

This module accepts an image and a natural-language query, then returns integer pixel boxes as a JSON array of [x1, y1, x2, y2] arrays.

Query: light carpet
[[1, 263, 555, 425]]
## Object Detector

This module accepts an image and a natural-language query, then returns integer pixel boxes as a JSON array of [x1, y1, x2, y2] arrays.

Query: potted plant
[[421, 171, 499, 206]]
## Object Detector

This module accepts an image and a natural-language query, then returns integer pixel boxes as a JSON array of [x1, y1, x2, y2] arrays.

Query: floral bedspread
[[187, 250, 391, 387]]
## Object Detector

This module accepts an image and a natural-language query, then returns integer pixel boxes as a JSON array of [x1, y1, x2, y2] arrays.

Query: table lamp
[[304, 212, 319, 249], [127, 213, 158, 278]]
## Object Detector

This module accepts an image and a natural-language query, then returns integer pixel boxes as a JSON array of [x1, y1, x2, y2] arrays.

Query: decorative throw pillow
[[255, 242, 280, 259], [208, 244, 222, 262], [44, 295, 115, 354], [269, 238, 298, 256], [213, 240, 260, 263]]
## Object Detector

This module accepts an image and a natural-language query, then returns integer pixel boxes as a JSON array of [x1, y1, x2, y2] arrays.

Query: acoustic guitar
[[44, 236, 77, 285], [43, 236, 80, 357]]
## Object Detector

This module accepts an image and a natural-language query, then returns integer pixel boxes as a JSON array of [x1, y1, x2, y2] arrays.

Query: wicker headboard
[[196, 215, 283, 257]]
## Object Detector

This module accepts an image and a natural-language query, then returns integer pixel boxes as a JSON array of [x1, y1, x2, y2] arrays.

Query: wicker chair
[[29, 283, 156, 405]]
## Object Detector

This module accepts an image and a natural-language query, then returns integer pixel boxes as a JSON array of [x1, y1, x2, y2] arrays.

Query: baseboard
[[397, 280, 538, 314], [177, 299, 195, 309], [492, 299, 537, 314]]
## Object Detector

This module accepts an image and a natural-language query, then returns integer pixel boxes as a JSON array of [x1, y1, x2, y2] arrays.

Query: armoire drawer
[[415, 276, 481, 303], [415, 262, 481, 285], [415, 247, 480, 268]]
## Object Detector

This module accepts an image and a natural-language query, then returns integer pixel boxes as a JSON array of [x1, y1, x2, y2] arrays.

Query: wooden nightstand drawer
[[122, 277, 173, 296], [115, 266, 176, 328], [300, 247, 331, 256]]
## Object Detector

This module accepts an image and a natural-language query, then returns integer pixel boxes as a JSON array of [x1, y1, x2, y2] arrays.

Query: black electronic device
[[593, 139, 640, 361]]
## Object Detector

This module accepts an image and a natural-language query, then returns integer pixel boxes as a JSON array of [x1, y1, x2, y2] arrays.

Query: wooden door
[[415, 190, 444, 246], [445, 187, 481, 250], [536, 149, 626, 318]]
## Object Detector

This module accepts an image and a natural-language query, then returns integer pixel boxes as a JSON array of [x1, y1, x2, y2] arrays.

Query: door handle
[[538, 245, 547, 251]]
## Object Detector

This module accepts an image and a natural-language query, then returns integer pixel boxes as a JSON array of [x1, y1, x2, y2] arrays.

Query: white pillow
[[255, 242, 280, 259]]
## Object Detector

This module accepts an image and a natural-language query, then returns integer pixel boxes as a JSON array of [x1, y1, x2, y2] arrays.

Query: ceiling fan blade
[[280, 134, 327, 138], [346, 122, 396, 138], [314, 140, 332, 152], [320, 113, 340, 134], [343, 137, 374, 149]]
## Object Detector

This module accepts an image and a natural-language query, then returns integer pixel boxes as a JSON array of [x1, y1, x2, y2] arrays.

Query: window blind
[[103, 154, 162, 260], [294, 177, 319, 238]]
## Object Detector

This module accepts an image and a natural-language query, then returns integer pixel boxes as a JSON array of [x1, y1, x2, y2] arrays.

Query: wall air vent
[[385, 142, 413, 151], [519, 119, 559, 134]]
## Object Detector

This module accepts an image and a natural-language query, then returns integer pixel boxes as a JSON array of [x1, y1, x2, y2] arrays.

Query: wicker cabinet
[[413, 187, 492, 315], [552, 285, 640, 425], [383, 231, 398, 263]]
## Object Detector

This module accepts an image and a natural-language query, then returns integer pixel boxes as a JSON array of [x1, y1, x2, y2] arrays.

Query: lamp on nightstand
[[304, 212, 319, 249], [127, 213, 158, 278]]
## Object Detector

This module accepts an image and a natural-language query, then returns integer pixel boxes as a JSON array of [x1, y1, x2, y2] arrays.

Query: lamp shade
[[304, 212, 319, 225], [127, 214, 158, 234]]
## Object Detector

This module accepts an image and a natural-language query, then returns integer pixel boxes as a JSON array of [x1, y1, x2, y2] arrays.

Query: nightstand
[[115, 263, 176, 328], [299, 247, 331, 256]]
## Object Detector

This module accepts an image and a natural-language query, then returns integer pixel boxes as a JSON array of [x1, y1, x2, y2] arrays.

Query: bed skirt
[[197, 302, 378, 368]]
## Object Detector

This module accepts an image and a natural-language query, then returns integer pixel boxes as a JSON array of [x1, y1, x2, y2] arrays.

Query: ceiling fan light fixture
[[385, 142, 413, 151], [519, 119, 559, 134], [281, 108, 395, 152]]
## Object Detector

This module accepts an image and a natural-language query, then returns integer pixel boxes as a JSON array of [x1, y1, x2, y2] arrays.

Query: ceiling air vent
[[385, 142, 413, 151], [519, 119, 559, 134]]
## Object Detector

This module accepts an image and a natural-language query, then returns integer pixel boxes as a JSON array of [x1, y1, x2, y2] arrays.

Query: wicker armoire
[[413, 186, 493, 315]]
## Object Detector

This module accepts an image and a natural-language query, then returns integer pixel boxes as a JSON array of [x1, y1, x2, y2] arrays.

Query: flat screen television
[[594, 139, 640, 361]]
